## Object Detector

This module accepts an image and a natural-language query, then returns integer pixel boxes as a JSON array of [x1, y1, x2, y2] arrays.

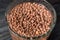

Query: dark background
[[0, 0, 60, 40]]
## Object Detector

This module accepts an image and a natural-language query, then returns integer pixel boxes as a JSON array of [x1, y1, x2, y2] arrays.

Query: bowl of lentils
[[5, 0, 56, 40]]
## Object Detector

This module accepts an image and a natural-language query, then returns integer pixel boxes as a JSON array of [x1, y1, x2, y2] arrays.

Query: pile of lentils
[[7, 2, 53, 37]]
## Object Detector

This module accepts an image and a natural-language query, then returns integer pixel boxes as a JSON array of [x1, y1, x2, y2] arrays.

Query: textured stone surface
[[0, 0, 13, 40]]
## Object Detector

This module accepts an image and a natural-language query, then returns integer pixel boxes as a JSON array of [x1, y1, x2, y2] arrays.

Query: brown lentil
[[7, 2, 53, 37]]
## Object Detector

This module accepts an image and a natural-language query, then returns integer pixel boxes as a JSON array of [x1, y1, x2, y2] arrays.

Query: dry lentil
[[7, 2, 53, 37]]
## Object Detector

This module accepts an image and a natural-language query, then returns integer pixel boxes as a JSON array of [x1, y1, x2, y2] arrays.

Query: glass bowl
[[5, 0, 56, 40]]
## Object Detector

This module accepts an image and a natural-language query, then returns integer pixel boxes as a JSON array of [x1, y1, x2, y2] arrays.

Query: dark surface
[[0, 0, 13, 40], [47, 0, 60, 5], [0, 0, 60, 40]]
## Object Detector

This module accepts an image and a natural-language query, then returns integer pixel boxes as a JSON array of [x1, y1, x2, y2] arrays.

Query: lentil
[[7, 2, 53, 37]]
